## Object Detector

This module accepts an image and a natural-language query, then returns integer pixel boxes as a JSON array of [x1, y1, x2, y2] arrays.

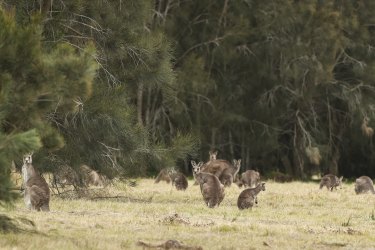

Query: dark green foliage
[[0, 6, 97, 203], [3, 0, 375, 189]]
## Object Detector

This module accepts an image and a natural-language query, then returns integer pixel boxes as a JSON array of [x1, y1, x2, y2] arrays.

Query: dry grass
[[1, 179, 375, 250]]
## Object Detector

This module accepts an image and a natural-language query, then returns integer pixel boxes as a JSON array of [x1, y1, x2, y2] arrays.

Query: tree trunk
[[137, 82, 144, 126], [40, 0, 52, 17], [145, 85, 152, 126], [210, 128, 217, 150], [292, 124, 306, 179], [281, 156, 293, 176], [229, 131, 234, 159]]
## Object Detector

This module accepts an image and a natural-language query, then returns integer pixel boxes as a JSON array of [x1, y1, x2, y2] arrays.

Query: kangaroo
[[238, 170, 260, 188], [154, 168, 172, 184], [168, 169, 188, 191], [237, 182, 266, 210], [319, 174, 343, 191], [219, 159, 241, 187], [193, 162, 225, 208], [192, 161, 204, 185], [201, 150, 231, 178], [80, 165, 105, 187], [21, 153, 50, 211], [355, 176, 375, 194], [53, 165, 79, 189], [87, 169, 104, 186]]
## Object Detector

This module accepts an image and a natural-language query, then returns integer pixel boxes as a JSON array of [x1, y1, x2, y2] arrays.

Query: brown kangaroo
[[192, 161, 204, 185], [53, 165, 79, 189], [219, 159, 241, 187], [355, 176, 375, 194], [201, 150, 231, 178], [168, 169, 188, 191], [22, 153, 50, 211], [319, 174, 343, 191], [238, 170, 260, 188], [193, 162, 225, 208], [154, 168, 172, 184], [80, 165, 105, 187], [237, 182, 266, 210]]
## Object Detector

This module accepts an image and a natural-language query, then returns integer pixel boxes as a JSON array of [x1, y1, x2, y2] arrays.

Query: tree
[[0, 6, 97, 202]]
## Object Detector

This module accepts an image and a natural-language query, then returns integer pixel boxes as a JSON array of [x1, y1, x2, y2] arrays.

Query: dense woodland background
[[2, 0, 375, 204]]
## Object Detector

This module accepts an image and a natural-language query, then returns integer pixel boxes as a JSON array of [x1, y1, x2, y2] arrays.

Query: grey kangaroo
[[22, 153, 50, 211], [319, 174, 343, 191], [355, 176, 375, 194], [237, 182, 266, 210]]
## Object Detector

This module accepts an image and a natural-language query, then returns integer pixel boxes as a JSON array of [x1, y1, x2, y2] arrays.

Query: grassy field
[[1, 179, 375, 250]]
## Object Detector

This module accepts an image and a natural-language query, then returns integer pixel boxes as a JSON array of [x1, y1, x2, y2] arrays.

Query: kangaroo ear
[[233, 159, 237, 165], [191, 160, 196, 167], [339, 176, 343, 181], [198, 161, 204, 167], [237, 159, 241, 165]]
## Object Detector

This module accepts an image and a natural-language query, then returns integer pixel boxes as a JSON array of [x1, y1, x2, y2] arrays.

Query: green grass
[[1, 179, 375, 249]]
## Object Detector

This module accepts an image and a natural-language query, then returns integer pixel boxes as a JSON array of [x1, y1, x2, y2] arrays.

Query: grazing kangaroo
[[53, 165, 79, 189], [319, 174, 343, 191], [219, 159, 241, 187], [154, 168, 172, 184], [22, 153, 50, 211], [193, 161, 225, 208], [168, 169, 188, 191], [238, 170, 260, 188], [80, 165, 105, 187], [355, 176, 375, 194], [237, 182, 266, 210]]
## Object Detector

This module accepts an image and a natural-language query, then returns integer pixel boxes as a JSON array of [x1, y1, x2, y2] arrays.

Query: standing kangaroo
[[201, 150, 231, 179], [192, 161, 204, 185], [219, 159, 241, 187], [237, 182, 266, 210], [22, 153, 50, 211], [319, 174, 343, 191], [192, 161, 225, 208], [355, 176, 375, 194], [238, 170, 260, 188]]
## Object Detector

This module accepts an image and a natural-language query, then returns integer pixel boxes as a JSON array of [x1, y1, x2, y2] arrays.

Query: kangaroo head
[[232, 159, 241, 177], [191, 161, 203, 174], [167, 168, 177, 176], [209, 150, 217, 161], [23, 152, 33, 164]]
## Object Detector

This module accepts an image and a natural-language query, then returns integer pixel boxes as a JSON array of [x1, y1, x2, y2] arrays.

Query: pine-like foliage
[[0, 6, 97, 203], [3, 0, 197, 177]]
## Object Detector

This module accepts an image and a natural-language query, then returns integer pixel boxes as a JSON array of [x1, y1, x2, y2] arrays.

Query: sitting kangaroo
[[355, 176, 375, 194], [168, 169, 188, 191], [22, 153, 50, 211], [319, 174, 343, 191], [237, 182, 266, 210], [238, 170, 260, 188], [219, 159, 241, 187], [192, 161, 225, 208]]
